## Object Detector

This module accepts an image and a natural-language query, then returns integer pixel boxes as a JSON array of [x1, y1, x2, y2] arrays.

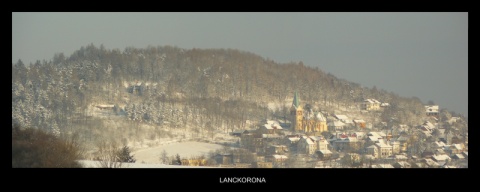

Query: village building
[[361, 99, 381, 111], [328, 120, 346, 131], [259, 120, 283, 134], [297, 136, 317, 155], [316, 150, 333, 160], [425, 105, 439, 117], [254, 161, 273, 168], [393, 161, 411, 168]]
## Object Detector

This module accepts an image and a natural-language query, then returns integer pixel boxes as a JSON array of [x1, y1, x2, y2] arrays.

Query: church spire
[[293, 91, 300, 108]]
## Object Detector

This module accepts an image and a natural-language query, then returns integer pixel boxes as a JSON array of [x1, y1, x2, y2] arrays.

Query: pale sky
[[12, 12, 468, 117]]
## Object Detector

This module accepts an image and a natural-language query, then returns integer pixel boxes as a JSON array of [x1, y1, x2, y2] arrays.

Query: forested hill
[[12, 44, 442, 137]]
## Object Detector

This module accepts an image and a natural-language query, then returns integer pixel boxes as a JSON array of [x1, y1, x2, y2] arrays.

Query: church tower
[[290, 91, 303, 132]]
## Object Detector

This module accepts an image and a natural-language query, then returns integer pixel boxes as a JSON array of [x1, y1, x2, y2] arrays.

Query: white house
[[425, 105, 439, 116]]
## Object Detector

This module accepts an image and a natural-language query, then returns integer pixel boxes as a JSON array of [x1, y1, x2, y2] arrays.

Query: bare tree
[[95, 140, 123, 168], [160, 149, 169, 164]]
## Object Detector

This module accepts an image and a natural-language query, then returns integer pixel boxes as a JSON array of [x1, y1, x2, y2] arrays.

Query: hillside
[[12, 44, 463, 152]]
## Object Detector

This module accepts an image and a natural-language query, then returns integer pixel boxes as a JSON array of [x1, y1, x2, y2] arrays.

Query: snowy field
[[132, 141, 225, 164], [77, 160, 215, 168]]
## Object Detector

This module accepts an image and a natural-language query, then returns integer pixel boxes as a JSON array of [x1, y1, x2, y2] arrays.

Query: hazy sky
[[12, 12, 468, 117]]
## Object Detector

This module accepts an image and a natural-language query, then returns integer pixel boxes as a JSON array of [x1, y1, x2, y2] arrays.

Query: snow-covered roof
[[308, 136, 318, 141], [432, 154, 451, 161], [425, 105, 439, 113], [272, 155, 288, 159], [454, 154, 465, 159], [334, 114, 349, 120], [263, 123, 283, 130], [374, 164, 394, 168], [424, 121, 435, 129], [318, 150, 332, 154], [305, 138, 315, 145], [262, 134, 282, 139], [287, 137, 301, 142], [395, 162, 410, 167], [364, 155, 375, 160], [364, 99, 381, 104], [368, 136, 379, 142], [394, 155, 408, 160], [434, 141, 446, 148], [435, 149, 446, 154], [317, 139, 329, 145], [266, 120, 281, 125], [451, 144, 463, 150], [328, 121, 345, 127], [396, 136, 408, 142], [367, 145, 377, 149], [353, 132, 365, 138], [375, 142, 392, 148], [96, 104, 115, 108], [380, 103, 390, 107], [423, 158, 439, 167], [353, 119, 366, 123]]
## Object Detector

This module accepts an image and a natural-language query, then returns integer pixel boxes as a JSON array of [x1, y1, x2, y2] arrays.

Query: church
[[290, 92, 328, 134]]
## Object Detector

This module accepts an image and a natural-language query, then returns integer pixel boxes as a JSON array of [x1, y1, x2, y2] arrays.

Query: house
[[316, 136, 329, 151], [127, 81, 145, 95], [445, 144, 464, 155], [393, 161, 411, 168], [393, 136, 409, 152], [230, 130, 250, 137], [316, 150, 333, 160], [367, 132, 388, 145], [254, 161, 273, 168], [181, 158, 207, 166], [241, 132, 266, 153], [372, 164, 394, 168], [435, 149, 446, 156], [332, 133, 362, 152], [334, 114, 350, 122], [366, 145, 378, 158], [345, 153, 361, 164], [448, 117, 461, 124], [452, 154, 465, 160], [298, 136, 317, 155], [412, 162, 427, 168], [380, 103, 390, 108], [215, 153, 234, 165], [423, 158, 440, 168], [328, 121, 346, 131], [353, 119, 366, 128], [425, 105, 439, 117], [420, 121, 436, 132], [432, 154, 451, 166], [353, 132, 367, 140], [375, 142, 393, 158], [95, 104, 115, 110], [259, 121, 283, 134], [285, 135, 301, 143], [393, 154, 408, 162], [421, 151, 435, 159], [433, 141, 447, 149], [233, 163, 252, 168], [267, 145, 288, 155], [266, 155, 288, 167], [361, 99, 381, 111]]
